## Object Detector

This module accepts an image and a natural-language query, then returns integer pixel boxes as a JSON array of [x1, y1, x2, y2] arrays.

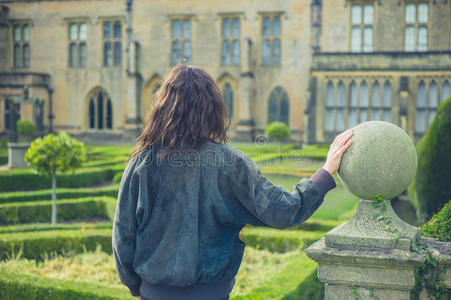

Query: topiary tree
[[408, 98, 451, 224], [265, 122, 291, 152], [17, 119, 36, 141], [24, 132, 86, 224]]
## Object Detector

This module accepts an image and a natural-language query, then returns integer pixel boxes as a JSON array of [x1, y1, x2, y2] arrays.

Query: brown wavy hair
[[129, 64, 230, 160]]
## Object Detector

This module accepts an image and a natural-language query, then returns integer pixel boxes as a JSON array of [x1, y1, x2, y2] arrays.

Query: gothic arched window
[[324, 82, 334, 131], [371, 81, 381, 120], [382, 81, 392, 122], [88, 88, 113, 130], [4, 100, 21, 130], [349, 81, 358, 128], [268, 87, 289, 125], [442, 80, 451, 101], [428, 81, 438, 125], [416, 81, 427, 133], [336, 82, 346, 131], [223, 83, 234, 118], [359, 81, 369, 123]]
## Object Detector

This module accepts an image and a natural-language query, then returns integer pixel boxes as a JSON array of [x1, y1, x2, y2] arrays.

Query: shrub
[[265, 122, 291, 142], [16, 119, 35, 140], [409, 98, 451, 223], [0, 185, 119, 204], [0, 197, 116, 225], [0, 229, 113, 260], [420, 200, 451, 242], [0, 271, 133, 300]]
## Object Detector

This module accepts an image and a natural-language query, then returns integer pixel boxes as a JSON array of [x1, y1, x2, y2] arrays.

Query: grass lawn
[[0, 231, 324, 300], [0, 143, 344, 299]]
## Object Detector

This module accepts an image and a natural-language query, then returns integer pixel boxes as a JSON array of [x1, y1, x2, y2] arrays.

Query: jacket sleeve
[[226, 154, 336, 229], [112, 159, 142, 296]]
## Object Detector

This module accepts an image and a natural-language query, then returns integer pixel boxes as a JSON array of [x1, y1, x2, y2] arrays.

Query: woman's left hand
[[136, 296, 140, 300]]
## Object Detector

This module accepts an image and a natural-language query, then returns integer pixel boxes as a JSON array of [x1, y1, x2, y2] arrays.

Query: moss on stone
[[420, 200, 451, 242]]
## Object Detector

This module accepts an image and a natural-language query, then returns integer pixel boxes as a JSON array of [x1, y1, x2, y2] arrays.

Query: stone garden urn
[[305, 121, 450, 300]]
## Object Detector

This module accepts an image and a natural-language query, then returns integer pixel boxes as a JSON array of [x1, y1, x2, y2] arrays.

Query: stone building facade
[[306, 0, 451, 143], [0, 0, 450, 144]]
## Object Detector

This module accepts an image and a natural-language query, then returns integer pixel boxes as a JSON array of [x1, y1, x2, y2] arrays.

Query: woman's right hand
[[322, 129, 353, 175]]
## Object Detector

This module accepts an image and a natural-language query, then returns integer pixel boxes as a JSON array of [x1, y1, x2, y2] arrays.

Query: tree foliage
[[25, 132, 86, 176]]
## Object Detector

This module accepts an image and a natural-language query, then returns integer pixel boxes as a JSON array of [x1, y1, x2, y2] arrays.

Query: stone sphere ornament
[[338, 121, 417, 200]]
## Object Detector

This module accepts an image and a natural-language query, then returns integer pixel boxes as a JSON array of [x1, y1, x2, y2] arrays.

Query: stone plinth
[[7, 142, 30, 169], [306, 236, 451, 300], [305, 121, 430, 299], [325, 199, 419, 251], [306, 238, 424, 300]]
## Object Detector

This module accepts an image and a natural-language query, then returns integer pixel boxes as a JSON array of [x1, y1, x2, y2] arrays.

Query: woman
[[112, 64, 353, 300]]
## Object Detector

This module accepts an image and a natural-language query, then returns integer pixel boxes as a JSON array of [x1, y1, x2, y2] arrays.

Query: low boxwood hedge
[[0, 197, 116, 225], [0, 167, 118, 192], [0, 221, 112, 234], [0, 271, 133, 300], [240, 227, 324, 253], [289, 219, 344, 232], [0, 155, 7, 166], [0, 229, 113, 260], [0, 185, 119, 204], [83, 158, 126, 169]]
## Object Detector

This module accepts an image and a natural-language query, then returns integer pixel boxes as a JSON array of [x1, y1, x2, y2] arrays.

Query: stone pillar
[[235, 37, 255, 142], [304, 121, 450, 299], [306, 198, 423, 300], [123, 0, 141, 137], [0, 6, 9, 72], [311, 0, 322, 52], [304, 77, 318, 145]]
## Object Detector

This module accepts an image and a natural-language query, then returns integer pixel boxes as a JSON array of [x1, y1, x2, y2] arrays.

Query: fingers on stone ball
[[340, 139, 353, 153]]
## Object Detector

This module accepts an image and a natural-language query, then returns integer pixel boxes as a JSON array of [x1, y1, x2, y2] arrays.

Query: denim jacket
[[112, 141, 335, 299]]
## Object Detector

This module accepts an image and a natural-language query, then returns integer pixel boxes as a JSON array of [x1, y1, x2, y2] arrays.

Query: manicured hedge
[[0, 185, 119, 204], [0, 167, 119, 192], [0, 221, 112, 234], [0, 197, 116, 224], [0, 229, 113, 260], [240, 227, 324, 253], [0, 154, 7, 166], [0, 271, 133, 300], [409, 98, 451, 223], [83, 158, 126, 169], [290, 219, 344, 232]]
